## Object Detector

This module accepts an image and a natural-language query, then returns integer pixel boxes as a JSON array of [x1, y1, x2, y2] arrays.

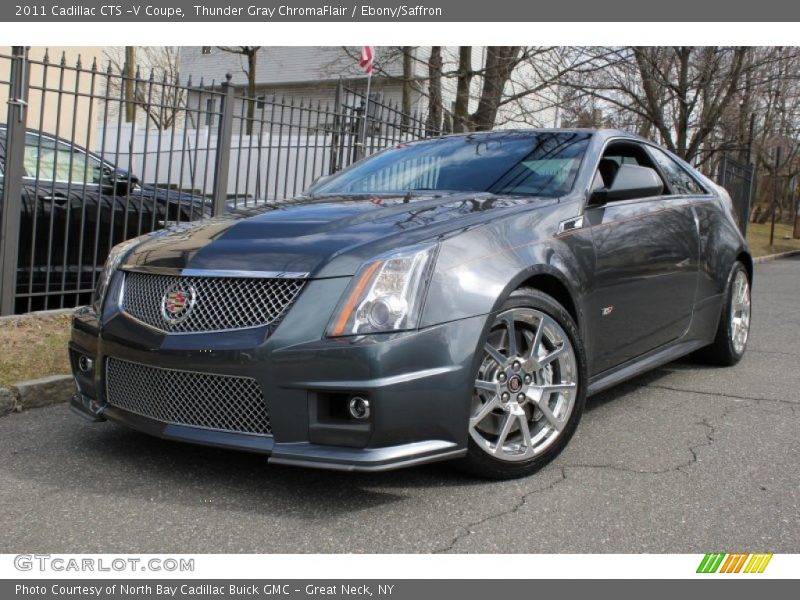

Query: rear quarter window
[[648, 146, 707, 195]]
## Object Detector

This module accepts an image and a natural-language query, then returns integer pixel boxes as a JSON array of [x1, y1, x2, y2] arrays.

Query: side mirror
[[591, 164, 664, 205], [102, 167, 139, 195]]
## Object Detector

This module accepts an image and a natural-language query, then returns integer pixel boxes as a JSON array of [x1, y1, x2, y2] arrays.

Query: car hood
[[137, 184, 208, 206], [122, 192, 558, 278]]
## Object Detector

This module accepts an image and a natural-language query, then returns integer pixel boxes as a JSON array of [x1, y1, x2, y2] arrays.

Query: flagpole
[[359, 48, 375, 160], [360, 71, 372, 159]]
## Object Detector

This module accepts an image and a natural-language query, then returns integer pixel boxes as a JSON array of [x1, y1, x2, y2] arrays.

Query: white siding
[[178, 46, 423, 88]]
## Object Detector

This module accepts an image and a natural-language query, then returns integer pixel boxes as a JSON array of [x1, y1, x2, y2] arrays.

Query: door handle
[[42, 192, 68, 204]]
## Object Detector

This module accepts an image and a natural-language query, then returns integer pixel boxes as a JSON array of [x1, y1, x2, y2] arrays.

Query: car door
[[585, 140, 699, 374], [19, 132, 109, 308], [21, 132, 177, 310], [645, 144, 718, 303]]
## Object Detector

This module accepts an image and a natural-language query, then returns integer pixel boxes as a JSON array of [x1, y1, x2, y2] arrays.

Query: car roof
[[410, 128, 648, 146]]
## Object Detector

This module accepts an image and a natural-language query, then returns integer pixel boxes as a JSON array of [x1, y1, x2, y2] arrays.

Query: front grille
[[105, 358, 272, 435], [120, 271, 305, 333]]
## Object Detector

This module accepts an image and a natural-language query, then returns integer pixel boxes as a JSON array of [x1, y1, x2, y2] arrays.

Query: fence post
[[742, 163, 753, 238], [211, 73, 234, 217], [0, 47, 30, 315], [355, 99, 366, 161], [716, 155, 726, 186], [328, 78, 343, 175], [769, 146, 781, 247]]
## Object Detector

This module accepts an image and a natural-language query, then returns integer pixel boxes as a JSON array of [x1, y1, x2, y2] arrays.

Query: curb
[[0, 375, 75, 418], [754, 249, 800, 264]]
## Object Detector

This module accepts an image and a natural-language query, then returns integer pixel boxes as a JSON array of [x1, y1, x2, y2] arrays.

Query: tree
[[217, 46, 262, 134], [426, 46, 444, 134], [332, 46, 426, 129], [561, 47, 760, 164], [468, 46, 523, 131], [332, 46, 554, 131], [124, 46, 135, 123], [558, 46, 800, 221], [452, 46, 474, 131], [742, 48, 800, 222], [104, 46, 184, 130], [401, 46, 414, 129]]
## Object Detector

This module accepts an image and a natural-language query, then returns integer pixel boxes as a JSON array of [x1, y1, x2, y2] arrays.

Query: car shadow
[[52, 356, 703, 519], [584, 355, 709, 412], [66, 417, 486, 519]]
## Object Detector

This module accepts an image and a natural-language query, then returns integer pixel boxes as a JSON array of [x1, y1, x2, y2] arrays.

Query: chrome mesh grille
[[120, 271, 305, 333], [105, 358, 272, 435]]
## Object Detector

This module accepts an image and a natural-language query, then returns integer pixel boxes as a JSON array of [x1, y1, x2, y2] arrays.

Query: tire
[[456, 287, 587, 480], [693, 261, 752, 366]]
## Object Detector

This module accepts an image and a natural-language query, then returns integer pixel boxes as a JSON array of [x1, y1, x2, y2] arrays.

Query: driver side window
[[593, 142, 667, 200], [22, 133, 103, 185]]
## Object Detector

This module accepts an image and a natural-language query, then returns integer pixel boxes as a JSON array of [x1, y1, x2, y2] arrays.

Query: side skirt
[[587, 338, 708, 397]]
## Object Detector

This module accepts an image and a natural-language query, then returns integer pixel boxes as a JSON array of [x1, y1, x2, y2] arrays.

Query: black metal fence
[[716, 154, 754, 236], [0, 47, 438, 315]]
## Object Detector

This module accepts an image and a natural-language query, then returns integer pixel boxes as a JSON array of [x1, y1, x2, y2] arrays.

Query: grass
[[747, 221, 800, 257], [0, 313, 72, 388]]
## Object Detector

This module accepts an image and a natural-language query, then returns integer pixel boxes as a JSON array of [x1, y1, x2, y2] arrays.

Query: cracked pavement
[[1, 258, 798, 553]]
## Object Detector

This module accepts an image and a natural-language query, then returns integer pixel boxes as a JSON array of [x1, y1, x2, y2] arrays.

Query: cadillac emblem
[[161, 285, 196, 324]]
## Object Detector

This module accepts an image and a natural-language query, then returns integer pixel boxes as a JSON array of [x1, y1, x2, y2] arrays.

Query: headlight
[[326, 243, 438, 337], [92, 237, 143, 315]]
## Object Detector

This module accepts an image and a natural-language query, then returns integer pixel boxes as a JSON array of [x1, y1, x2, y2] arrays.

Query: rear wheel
[[694, 262, 751, 366], [458, 288, 587, 479]]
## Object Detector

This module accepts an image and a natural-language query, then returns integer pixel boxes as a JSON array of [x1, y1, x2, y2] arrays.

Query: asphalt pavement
[[1, 257, 798, 553]]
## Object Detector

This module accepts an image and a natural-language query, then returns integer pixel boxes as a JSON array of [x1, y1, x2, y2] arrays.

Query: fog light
[[78, 355, 94, 373], [348, 396, 370, 420]]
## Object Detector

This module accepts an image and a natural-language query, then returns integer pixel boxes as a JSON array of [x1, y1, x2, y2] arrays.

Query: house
[[0, 46, 113, 148], [178, 46, 431, 128], [178, 46, 560, 131]]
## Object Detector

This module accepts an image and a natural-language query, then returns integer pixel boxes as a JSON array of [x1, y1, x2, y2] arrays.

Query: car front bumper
[[69, 278, 486, 472]]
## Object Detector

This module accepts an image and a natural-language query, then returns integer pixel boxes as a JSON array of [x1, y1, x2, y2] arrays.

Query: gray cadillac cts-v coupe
[[69, 129, 752, 478]]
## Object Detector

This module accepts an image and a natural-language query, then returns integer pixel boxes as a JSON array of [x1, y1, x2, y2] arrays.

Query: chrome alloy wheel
[[470, 307, 578, 462], [730, 270, 751, 354]]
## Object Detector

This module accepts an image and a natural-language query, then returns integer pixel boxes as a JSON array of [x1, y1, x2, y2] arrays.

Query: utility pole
[[124, 46, 135, 122]]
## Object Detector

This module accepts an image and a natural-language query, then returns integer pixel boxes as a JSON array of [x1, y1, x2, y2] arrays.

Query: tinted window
[[23, 134, 104, 185], [648, 147, 706, 195], [593, 141, 666, 197], [308, 132, 591, 198]]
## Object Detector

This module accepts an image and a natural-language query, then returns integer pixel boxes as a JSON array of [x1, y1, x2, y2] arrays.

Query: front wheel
[[458, 288, 587, 479]]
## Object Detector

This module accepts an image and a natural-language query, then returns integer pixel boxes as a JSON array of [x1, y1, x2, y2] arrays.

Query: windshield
[[308, 131, 590, 197]]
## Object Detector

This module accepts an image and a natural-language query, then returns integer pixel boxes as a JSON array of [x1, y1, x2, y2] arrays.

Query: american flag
[[359, 46, 375, 74]]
